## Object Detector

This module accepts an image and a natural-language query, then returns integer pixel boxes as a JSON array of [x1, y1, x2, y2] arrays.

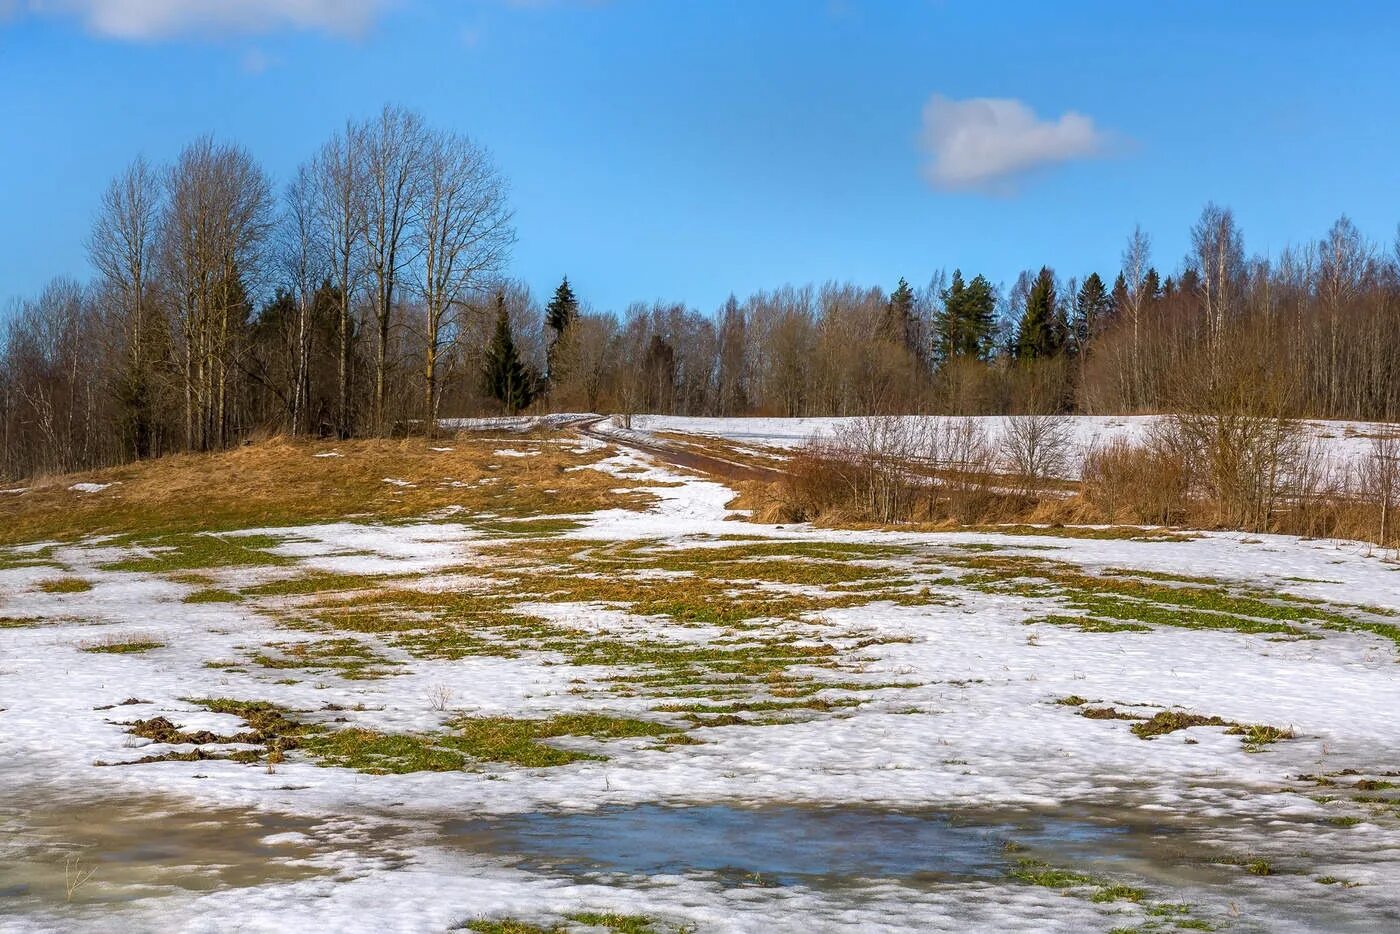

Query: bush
[[1080, 437, 1188, 525]]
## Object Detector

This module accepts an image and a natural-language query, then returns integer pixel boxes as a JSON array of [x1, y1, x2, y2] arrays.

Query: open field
[[619, 415, 1395, 480], [3, 422, 1400, 932]]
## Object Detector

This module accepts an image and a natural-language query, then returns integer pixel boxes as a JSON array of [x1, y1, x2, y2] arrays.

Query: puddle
[[0, 793, 362, 911], [443, 803, 1172, 886]]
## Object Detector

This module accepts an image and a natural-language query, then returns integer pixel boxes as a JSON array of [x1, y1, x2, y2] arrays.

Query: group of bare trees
[[1, 105, 513, 477], [549, 207, 1400, 426], [5, 146, 1400, 484]]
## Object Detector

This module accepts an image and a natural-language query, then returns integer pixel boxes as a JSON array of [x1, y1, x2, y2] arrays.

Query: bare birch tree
[[414, 129, 514, 427], [282, 165, 324, 434], [159, 137, 273, 451], [1119, 225, 1151, 407], [362, 105, 428, 434], [89, 156, 162, 458], [307, 122, 368, 439]]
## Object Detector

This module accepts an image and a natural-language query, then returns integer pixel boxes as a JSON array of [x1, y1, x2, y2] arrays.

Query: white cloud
[[18, 0, 392, 40], [919, 94, 1112, 193]]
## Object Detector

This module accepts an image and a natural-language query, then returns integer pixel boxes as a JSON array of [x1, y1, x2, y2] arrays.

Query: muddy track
[[575, 417, 786, 485]]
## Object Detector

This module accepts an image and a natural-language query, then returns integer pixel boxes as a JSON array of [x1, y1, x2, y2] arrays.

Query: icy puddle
[[442, 802, 1199, 888]]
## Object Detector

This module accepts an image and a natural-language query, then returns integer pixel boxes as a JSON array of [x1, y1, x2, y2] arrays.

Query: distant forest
[[3, 105, 1400, 479]]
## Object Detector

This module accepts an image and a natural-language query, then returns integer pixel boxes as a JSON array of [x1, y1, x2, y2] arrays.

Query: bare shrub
[[774, 416, 1008, 525], [426, 683, 455, 712], [999, 414, 1073, 498], [1281, 437, 1344, 540], [1080, 438, 1188, 525], [826, 416, 930, 522], [1355, 432, 1400, 547], [932, 418, 995, 522], [1162, 412, 1306, 531]]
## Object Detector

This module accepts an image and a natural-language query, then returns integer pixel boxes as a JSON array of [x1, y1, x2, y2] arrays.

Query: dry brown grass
[[0, 433, 651, 546]]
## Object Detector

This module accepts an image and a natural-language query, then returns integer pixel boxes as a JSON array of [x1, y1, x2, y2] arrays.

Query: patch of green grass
[[564, 913, 658, 933], [1009, 858, 1095, 889], [249, 638, 398, 680], [952, 553, 1387, 644], [462, 920, 561, 934], [301, 728, 472, 774], [80, 634, 165, 654], [0, 616, 43, 628], [183, 588, 243, 604], [446, 713, 681, 767], [0, 546, 59, 571], [472, 517, 584, 537], [1091, 883, 1147, 903], [1080, 706, 1294, 748], [1130, 711, 1231, 739], [243, 571, 394, 597], [38, 577, 92, 594], [1032, 614, 1150, 633], [103, 533, 293, 573], [1225, 723, 1294, 748], [1355, 779, 1398, 791], [298, 713, 683, 774]]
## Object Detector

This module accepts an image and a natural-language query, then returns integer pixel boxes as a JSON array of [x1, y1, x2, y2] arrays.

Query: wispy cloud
[[15, 0, 392, 40], [919, 94, 1113, 193]]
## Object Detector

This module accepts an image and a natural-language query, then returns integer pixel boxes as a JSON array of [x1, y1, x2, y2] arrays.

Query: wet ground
[[0, 793, 348, 909]]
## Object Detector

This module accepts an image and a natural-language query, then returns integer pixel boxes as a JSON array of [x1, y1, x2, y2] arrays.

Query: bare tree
[[1189, 202, 1245, 356], [1119, 225, 1151, 407], [362, 105, 428, 434], [89, 156, 162, 458], [281, 165, 325, 435], [1316, 216, 1371, 414], [999, 414, 1073, 497], [307, 122, 368, 439], [159, 136, 274, 451], [415, 128, 514, 428]]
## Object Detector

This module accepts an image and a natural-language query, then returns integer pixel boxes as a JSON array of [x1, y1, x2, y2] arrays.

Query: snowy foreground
[[3, 437, 1400, 932]]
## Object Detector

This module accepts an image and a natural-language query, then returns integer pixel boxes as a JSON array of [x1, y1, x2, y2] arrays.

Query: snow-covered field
[[3, 434, 1400, 932], [625, 414, 1396, 478]]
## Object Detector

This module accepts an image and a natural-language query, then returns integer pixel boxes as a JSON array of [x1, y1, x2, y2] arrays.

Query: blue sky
[[2, 0, 1398, 317]]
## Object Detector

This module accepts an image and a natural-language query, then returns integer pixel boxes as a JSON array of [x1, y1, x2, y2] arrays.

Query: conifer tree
[[963, 273, 998, 359], [935, 269, 998, 361], [482, 290, 536, 414], [882, 277, 916, 349], [1072, 272, 1111, 353], [1015, 266, 1060, 359], [544, 276, 580, 385], [545, 276, 579, 336], [1142, 267, 1162, 300], [1110, 272, 1130, 319]]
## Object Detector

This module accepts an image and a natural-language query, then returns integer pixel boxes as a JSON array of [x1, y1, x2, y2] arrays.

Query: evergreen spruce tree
[[1072, 272, 1111, 353], [882, 276, 916, 349], [545, 276, 579, 336], [1110, 272, 1130, 319], [544, 276, 580, 386], [936, 269, 997, 361], [1141, 267, 1162, 300], [482, 291, 536, 414], [1015, 266, 1060, 359], [934, 269, 967, 362], [963, 273, 998, 359]]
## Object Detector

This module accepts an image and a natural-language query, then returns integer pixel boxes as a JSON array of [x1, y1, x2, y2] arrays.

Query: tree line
[[3, 105, 1399, 479]]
